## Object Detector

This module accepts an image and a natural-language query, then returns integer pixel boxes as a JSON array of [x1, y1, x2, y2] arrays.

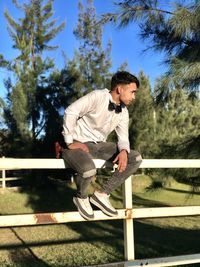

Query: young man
[[62, 71, 142, 220]]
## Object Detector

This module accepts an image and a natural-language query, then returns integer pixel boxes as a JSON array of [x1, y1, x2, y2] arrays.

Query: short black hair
[[111, 71, 140, 90]]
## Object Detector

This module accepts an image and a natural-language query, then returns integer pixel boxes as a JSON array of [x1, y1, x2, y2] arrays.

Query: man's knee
[[129, 150, 142, 164], [80, 161, 97, 178], [62, 149, 96, 178], [82, 167, 96, 178]]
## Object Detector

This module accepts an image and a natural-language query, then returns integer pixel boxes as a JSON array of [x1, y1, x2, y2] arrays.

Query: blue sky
[[0, 0, 167, 99]]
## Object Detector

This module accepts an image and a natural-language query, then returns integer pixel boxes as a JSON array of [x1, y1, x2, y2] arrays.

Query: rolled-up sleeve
[[115, 110, 130, 153]]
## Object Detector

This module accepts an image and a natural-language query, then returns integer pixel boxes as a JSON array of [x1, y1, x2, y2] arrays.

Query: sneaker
[[73, 197, 94, 220], [90, 191, 118, 217]]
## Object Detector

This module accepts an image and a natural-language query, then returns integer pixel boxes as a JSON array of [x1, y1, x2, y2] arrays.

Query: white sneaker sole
[[90, 195, 118, 217]]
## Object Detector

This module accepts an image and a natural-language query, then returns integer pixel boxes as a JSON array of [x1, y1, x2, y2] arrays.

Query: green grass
[[0, 174, 200, 267]]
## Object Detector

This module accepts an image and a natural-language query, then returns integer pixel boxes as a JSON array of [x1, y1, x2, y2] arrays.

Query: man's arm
[[114, 110, 130, 172], [62, 91, 98, 151], [115, 109, 130, 153]]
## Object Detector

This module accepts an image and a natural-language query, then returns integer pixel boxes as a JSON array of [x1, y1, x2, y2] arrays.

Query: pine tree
[[153, 81, 200, 186], [155, 81, 200, 148], [36, 67, 82, 156], [129, 71, 155, 158], [67, 0, 112, 94], [0, 54, 8, 68], [4, 0, 65, 149], [101, 0, 200, 90]]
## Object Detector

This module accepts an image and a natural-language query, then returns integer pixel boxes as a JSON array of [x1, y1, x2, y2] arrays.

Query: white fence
[[0, 169, 22, 188], [0, 157, 200, 267], [0, 156, 23, 188]]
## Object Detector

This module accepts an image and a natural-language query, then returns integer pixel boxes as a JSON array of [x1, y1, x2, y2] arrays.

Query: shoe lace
[[106, 196, 117, 212], [82, 198, 91, 210], [104, 195, 113, 207]]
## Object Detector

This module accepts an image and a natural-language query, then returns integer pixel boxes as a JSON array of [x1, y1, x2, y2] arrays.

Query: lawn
[[0, 173, 200, 267]]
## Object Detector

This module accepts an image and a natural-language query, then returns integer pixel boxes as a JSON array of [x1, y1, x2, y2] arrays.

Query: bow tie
[[108, 101, 124, 113]]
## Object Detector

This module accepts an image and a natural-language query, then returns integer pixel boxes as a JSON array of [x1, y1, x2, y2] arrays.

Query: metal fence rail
[[0, 157, 200, 267]]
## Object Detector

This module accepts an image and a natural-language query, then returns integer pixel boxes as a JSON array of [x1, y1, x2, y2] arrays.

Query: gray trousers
[[62, 142, 142, 198]]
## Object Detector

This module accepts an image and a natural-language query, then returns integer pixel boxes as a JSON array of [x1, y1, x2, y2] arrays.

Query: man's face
[[118, 82, 137, 106]]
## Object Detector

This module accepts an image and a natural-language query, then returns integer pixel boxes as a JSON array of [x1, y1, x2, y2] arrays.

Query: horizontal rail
[[133, 206, 200, 218], [0, 158, 200, 170], [0, 177, 22, 181], [0, 158, 105, 170], [0, 210, 126, 227], [125, 253, 200, 267], [1, 206, 200, 227]]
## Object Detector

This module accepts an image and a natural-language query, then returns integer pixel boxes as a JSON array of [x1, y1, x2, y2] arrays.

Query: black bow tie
[[108, 101, 124, 113]]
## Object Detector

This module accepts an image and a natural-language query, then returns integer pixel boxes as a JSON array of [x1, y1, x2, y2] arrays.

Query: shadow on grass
[[18, 170, 76, 212], [165, 187, 200, 196], [1, 220, 200, 266], [134, 220, 200, 259], [0, 231, 122, 250], [132, 194, 171, 207], [8, 227, 51, 267], [8, 250, 51, 267]]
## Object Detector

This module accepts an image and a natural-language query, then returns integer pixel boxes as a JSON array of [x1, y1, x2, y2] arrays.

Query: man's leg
[[62, 148, 96, 220], [88, 142, 142, 193], [101, 149, 142, 194], [89, 142, 142, 216]]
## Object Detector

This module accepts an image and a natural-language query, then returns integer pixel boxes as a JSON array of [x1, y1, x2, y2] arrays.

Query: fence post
[[2, 157, 6, 189], [123, 175, 134, 261]]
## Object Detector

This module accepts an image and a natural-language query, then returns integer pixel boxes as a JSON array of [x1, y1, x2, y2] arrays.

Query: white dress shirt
[[62, 89, 130, 153]]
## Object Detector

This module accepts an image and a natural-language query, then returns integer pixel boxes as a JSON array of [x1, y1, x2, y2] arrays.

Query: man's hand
[[113, 149, 128, 172], [68, 141, 89, 153]]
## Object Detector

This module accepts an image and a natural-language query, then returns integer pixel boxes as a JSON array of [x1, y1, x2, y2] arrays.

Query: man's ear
[[116, 86, 121, 94]]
